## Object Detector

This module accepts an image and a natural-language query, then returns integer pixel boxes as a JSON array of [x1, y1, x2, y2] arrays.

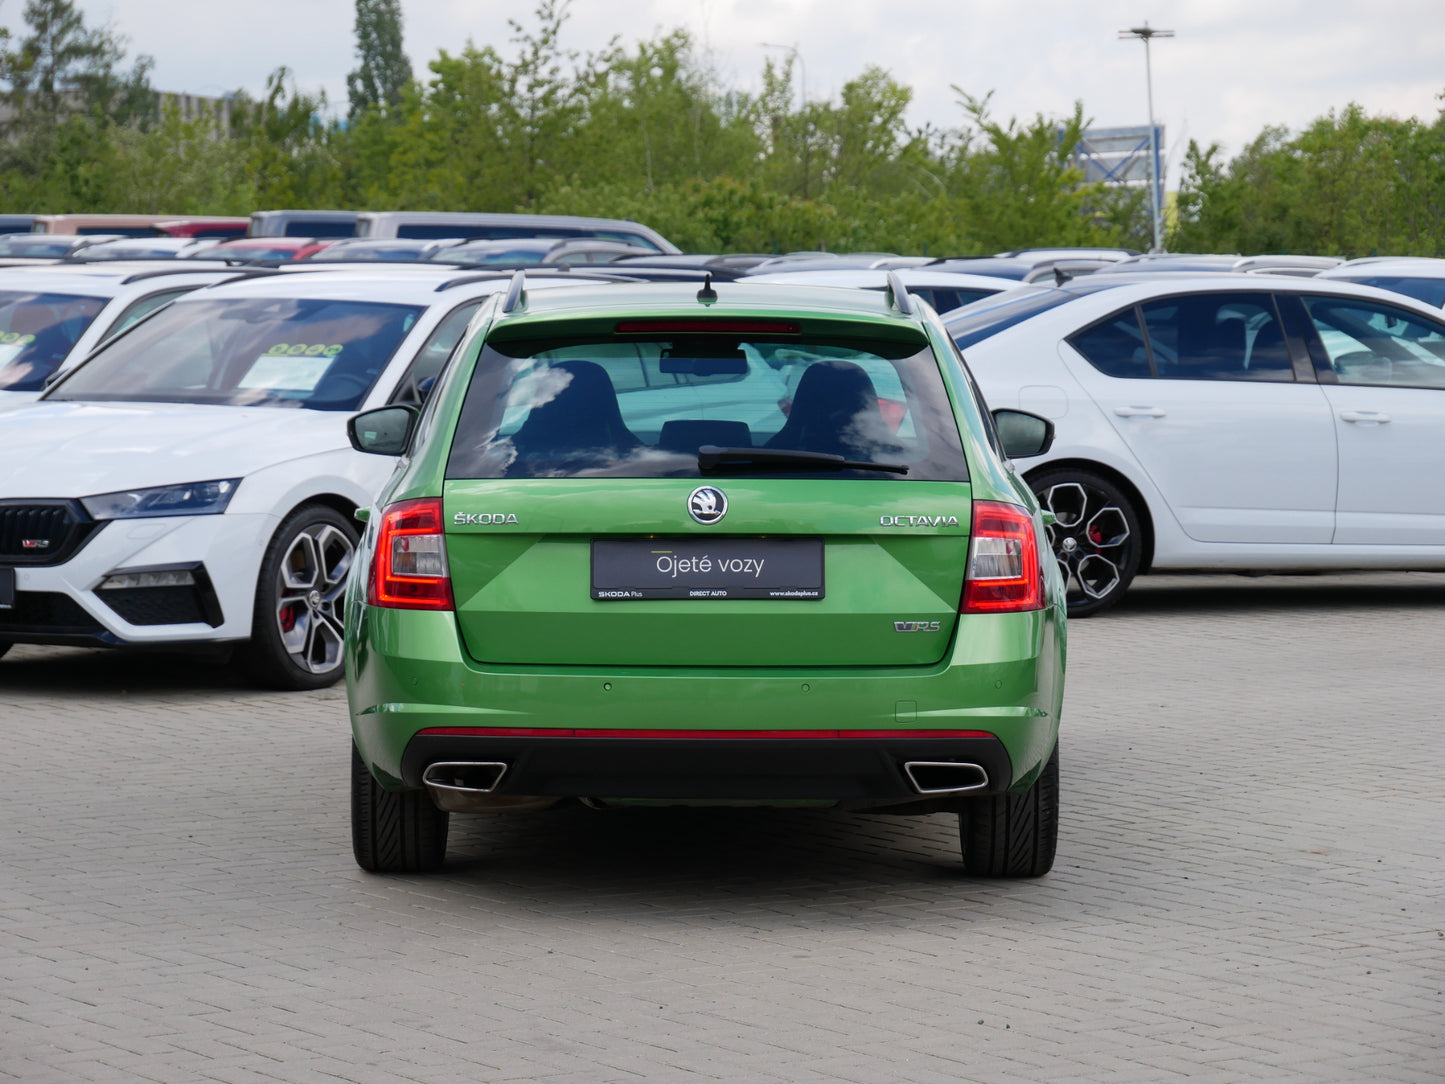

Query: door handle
[[1114, 406, 1166, 418], [1340, 410, 1391, 424]]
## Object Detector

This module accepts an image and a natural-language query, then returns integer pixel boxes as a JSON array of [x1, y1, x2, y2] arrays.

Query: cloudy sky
[[11, 0, 1445, 182]]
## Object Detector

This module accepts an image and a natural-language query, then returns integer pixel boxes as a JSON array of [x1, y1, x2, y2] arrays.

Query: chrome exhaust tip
[[902, 761, 989, 795], [423, 761, 507, 796]]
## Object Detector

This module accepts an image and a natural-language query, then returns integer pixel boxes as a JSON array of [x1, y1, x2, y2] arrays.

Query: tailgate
[[444, 479, 971, 667]]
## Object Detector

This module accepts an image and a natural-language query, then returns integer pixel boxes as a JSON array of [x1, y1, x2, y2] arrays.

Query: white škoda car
[[945, 273, 1445, 614], [0, 267, 601, 687]]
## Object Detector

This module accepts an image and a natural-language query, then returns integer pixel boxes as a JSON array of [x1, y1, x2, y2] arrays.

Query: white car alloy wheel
[[1030, 468, 1141, 617], [245, 505, 358, 689]]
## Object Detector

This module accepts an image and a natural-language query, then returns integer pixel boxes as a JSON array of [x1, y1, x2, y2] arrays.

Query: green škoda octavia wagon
[[345, 273, 1066, 876]]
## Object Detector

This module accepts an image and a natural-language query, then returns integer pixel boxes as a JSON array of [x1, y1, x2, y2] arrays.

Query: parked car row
[[3, 241, 1443, 689], [4, 237, 1443, 880]]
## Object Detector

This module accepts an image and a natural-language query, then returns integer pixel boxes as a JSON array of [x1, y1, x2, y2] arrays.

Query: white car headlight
[[81, 479, 242, 520]]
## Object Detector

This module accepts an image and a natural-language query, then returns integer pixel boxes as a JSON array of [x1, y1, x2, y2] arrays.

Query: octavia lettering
[[879, 515, 960, 527]]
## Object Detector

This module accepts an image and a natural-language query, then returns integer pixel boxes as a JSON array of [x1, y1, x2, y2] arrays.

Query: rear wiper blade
[[697, 444, 909, 475]]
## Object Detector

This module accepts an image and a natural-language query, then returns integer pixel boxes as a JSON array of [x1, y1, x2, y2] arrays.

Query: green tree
[[1170, 106, 1445, 257], [228, 68, 343, 210], [565, 29, 758, 193], [343, 1, 594, 212], [346, 0, 413, 120], [0, 0, 157, 209], [2, 0, 153, 125], [943, 92, 1120, 252]]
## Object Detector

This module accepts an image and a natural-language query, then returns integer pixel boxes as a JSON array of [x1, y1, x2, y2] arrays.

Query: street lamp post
[[1119, 22, 1173, 253]]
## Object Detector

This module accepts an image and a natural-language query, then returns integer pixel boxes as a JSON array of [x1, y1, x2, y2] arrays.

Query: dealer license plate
[[591, 539, 824, 600]]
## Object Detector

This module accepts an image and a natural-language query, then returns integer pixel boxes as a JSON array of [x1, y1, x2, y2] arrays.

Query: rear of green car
[[345, 281, 1065, 876]]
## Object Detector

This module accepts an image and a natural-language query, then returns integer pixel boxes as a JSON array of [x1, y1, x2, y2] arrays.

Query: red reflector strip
[[613, 319, 800, 335], [417, 727, 995, 740]]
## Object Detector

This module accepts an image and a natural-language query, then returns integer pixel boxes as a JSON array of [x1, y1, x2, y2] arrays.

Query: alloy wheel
[[273, 522, 355, 675], [1036, 475, 1139, 615]]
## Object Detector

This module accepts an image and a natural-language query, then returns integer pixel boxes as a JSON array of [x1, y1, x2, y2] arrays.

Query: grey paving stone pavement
[[2, 571, 1442, 1082]]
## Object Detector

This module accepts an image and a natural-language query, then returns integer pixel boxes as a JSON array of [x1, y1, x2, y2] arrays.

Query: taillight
[[368, 498, 453, 610], [962, 500, 1044, 614]]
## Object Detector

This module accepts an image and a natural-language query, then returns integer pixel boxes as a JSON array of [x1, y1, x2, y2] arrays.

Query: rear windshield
[[286, 220, 357, 238], [0, 237, 83, 258], [446, 325, 968, 481], [1332, 275, 1445, 309], [0, 290, 107, 391], [49, 296, 422, 411], [945, 288, 1082, 349], [394, 224, 663, 252]]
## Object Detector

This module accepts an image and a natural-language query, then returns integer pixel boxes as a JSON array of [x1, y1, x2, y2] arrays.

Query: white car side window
[[1303, 296, 1445, 389]]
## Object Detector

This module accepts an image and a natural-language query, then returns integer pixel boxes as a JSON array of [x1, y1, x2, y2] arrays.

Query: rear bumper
[[401, 730, 1014, 807], [347, 604, 1065, 802]]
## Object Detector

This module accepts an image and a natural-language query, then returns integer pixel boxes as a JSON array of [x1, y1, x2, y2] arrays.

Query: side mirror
[[348, 405, 418, 456], [992, 408, 1055, 459]]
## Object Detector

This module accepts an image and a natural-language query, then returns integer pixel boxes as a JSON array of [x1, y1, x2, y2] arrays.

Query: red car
[[200, 237, 339, 263]]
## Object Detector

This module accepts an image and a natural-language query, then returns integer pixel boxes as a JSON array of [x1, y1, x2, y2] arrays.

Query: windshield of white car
[[0, 291, 108, 391], [48, 296, 423, 411]]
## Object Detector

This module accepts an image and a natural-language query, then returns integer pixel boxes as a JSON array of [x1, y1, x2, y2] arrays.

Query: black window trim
[[386, 298, 488, 407]]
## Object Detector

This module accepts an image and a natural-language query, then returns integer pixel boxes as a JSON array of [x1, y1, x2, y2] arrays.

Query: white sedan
[[945, 273, 1445, 614], [0, 267, 601, 687]]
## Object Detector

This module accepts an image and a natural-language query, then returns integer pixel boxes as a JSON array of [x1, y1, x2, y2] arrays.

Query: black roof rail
[[119, 265, 285, 285], [434, 271, 511, 291], [434, 268, 636, 292]]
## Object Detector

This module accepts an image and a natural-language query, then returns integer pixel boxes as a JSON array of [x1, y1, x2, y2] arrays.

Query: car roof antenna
[[697, 272, 718, 304]]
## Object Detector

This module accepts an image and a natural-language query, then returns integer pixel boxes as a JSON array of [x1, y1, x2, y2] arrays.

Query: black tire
[[959, 742, 1058, 878], [351, 742, 449, 872], [242, 503, 358, 690], [1028, 467, 1142, 617]]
